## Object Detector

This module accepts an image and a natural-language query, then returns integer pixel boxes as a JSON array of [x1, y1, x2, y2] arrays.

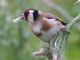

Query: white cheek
[[28, 13, 34, 23]]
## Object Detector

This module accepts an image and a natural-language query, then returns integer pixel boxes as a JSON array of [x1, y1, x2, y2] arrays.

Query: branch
[[67, 14, 80, 29]]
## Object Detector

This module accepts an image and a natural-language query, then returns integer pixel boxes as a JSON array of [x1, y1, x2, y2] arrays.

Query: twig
[[67, 14, 80, 29]]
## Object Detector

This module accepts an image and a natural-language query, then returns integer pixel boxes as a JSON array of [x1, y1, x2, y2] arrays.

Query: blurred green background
[[0, 0, 80, 60]]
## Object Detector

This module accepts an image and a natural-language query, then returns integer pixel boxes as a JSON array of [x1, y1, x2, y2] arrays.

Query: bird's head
[[13, 9, 42, 23]]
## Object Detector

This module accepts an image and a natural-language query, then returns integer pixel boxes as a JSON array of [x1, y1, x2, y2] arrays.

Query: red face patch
[[24, 10, 29, 20]]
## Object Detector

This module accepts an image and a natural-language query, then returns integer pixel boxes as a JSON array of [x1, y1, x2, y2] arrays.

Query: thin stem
[[67, 14, 80, 29]]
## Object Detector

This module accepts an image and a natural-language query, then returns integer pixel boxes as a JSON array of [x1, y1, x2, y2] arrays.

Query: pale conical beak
[[13, 16, 22, 23]]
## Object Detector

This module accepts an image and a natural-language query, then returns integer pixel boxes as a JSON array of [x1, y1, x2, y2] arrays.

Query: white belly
[[40, 28, 60, 42]]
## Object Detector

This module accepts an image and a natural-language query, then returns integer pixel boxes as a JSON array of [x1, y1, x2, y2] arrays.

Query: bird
[[13, 9, 68, 56], [13, 9, 67, 45]]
